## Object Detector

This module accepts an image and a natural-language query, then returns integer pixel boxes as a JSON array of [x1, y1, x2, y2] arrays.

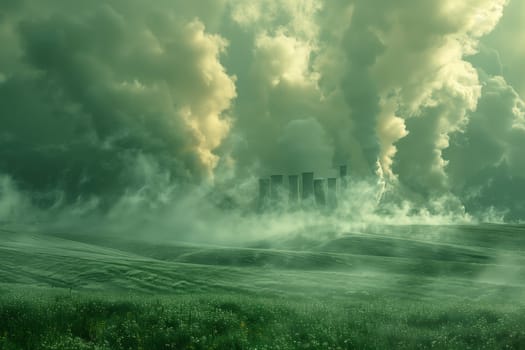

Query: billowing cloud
[[476, 0, 525, 99], [445, 75, 525, 220], [1, 0, 524, 223], [0, 0, 236, 205]]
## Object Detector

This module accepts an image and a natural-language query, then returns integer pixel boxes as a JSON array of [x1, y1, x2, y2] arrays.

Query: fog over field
[[1, 1, 525, 349]]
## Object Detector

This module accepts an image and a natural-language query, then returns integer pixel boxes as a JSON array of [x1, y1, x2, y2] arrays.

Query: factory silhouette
[[258, 165, 349, 211]]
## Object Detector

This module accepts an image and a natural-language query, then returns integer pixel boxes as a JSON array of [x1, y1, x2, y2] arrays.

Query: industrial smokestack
[[258, 178, 270, 210], [327, 177, 337, 209], [288, 175, 299, 204], [339, 165, 348, 189], [301, 172, 314, 202], [314, 179, 326, 207], [270, 175, 284, 205]]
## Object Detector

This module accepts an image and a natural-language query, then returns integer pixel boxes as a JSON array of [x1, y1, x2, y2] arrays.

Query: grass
[[1, 288, 524, 350], [2, 224, 525, 349]]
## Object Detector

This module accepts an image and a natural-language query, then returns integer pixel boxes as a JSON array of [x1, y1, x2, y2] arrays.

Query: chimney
[[314, 179, 326, 207], [288, 175, 299, 204], [301, 172, 314, 202], [339, 165, 348, 189], [327, 177, 337, 209]]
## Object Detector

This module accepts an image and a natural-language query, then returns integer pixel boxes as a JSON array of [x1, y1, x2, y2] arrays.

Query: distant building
[[288, 175, 299, 203], [314, 179, 326, 207], [257, 164, 349, 212], [301, 172, 314, 202], [327, 177, 337, 209], [339, 165, 348, 189]]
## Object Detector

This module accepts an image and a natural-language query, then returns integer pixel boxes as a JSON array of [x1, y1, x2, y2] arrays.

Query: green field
[[1, 224, 525, 349]]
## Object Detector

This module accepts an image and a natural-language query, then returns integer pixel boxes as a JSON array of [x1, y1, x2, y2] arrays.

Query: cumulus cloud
[[0, 0, 236, 206]]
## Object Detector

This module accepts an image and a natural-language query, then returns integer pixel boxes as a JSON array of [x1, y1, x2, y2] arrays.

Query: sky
[[0, 0, 524, 226]]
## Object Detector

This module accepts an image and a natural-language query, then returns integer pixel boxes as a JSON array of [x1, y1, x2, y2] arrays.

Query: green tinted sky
[[0, 0, 523, 220]]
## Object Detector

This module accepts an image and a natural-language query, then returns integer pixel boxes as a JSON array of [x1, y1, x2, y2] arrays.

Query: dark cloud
[[0, 1, 235, 206], [445, 75, 525, 220]]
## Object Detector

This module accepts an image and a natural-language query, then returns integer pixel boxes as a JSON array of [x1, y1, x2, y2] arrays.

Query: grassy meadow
[[1, 224, 525, 349]]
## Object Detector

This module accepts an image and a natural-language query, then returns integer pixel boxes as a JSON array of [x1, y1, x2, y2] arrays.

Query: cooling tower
[[314, 179, 326, 206], [339, 165, 348, 189], [301, 172, 314, 201], [327, 177, 337, 209]]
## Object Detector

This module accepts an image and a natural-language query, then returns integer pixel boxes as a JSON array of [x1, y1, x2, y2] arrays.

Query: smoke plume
[[1, 0, 524, 229]]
